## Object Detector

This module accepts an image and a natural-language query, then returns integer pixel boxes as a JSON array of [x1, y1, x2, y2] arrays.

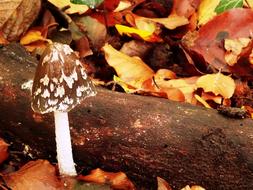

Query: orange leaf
[[155, 75, 199, 103], [0, 138, 8, 164], [157, 177, 173, 190], [196, 73, 235, 99], [3, 160, 63, 190], [78, 168, 136, 190], [0, 31, 8, 45], [102, 43, 154, 89]]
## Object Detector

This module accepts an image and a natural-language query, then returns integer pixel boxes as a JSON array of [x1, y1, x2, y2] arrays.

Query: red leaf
[[183, 8, 253, 77], [0, 138, 8, 164]]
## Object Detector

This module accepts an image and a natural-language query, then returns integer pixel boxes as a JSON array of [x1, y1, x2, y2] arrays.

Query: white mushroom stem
[[54, 111, 77, 176]]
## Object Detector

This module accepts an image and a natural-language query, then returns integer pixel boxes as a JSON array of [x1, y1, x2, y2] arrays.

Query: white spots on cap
[[52, 77, 58, 83], [41, 89, 50, 98], [62, 69, 78, 89], [55, 86, 65, 98], [58, 103, 69, 111], [21, 80, 33, 91], [76, 86, 83, 97], [40, 74, 49, 86], [34, 87, 42, 96], [42, 49, 59, 65], [48, 98, 58, 106], [80, 68, 87, 79], [75, 60, 81, 66], [63, 96, 74, 104], [54, 43, 73, 55], [50, 83, 54, 92]]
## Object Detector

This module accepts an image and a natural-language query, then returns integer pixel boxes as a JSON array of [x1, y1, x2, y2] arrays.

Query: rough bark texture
[[0, 43, 253, 190]]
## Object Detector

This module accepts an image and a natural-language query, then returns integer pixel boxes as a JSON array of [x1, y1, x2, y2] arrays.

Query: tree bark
[[0, 43, 253, 190]]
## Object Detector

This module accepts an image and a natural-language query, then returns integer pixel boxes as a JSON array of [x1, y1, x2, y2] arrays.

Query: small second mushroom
[[31, 42, 96, 176]]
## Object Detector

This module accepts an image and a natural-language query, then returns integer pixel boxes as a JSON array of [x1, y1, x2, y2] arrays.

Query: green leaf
[[70, 0, 104, 8], [215, 0, 243, 14]]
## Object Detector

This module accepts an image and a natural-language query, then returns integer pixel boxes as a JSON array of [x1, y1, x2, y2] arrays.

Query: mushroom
[[31, 42, 96, 176]]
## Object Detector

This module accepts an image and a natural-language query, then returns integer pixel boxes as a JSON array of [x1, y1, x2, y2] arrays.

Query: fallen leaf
[[78, 168, 136, 190], [48, 0, 89, 14], [3, 160, 64, 190], [194, 94, 211, 108], [197, 0, 220, 26], [74, 16, 107, 50], [0, 0, 41, 41], [196, 73, 235, 98], [224, 38, 251, 66], [181, 185, 206, 190], [155, 75, 198, 103], [182, 8, 253, 76], [157, 177, 172, 190], [71, 0, 103, 9], [0, 138, 8, 164], [215, 0, 243, 14], [102, 44, 154, 88], [114, 0, 132, 12], [120, 40, 153, 59], [115, 24, 162, 42]]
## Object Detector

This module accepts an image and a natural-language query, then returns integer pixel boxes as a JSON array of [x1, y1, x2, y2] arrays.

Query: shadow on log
[[0, 43, 253, 190]]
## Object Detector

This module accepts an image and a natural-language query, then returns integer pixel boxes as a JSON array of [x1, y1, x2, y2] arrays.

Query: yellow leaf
[[197, 0, 220, 26], [148, 14, 189, 30], [244, 0, 253, 8], [115, 24, 161, 42], [194, 94, 211, 108], [48, 0, 89, 14], [113, 75, 137, 93], [20, 30, 46, 45], [155, 76, 198, 103], [102, 44, 154, 88], [196, 73, 235, 98], [224, 38, 251, 66]]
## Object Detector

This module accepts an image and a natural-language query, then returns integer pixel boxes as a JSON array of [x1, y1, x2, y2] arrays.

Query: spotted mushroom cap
[[31, 42, 96, 114]]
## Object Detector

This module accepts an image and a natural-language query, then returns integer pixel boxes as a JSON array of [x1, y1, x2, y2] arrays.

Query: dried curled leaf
[[48, 0, 89, 14], [3, 160, 63, 190], [0, 0, 41, 41], [196, 73, 235, 98], [102, 44, 154, 89], [224, 38, 251, 66], [78, 168, 136, 190]]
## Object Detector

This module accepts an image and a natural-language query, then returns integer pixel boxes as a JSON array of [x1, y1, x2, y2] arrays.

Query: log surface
[[0, 43, 253, 190]]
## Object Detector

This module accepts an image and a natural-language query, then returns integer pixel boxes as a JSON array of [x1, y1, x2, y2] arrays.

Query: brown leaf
[[0, 138, 8, 164], [181, 185, 206, 190], [0, 0, 41, 41], [74, 16, 107, 50], [78, 168, 136, 190], [3, 160, 64, 190]]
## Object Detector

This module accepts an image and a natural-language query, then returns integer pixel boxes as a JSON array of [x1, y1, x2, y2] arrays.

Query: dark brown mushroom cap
[[31, 42, 96, 114]]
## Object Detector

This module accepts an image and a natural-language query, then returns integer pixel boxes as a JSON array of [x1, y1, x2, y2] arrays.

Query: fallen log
[[0, 43, 253, 190]]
